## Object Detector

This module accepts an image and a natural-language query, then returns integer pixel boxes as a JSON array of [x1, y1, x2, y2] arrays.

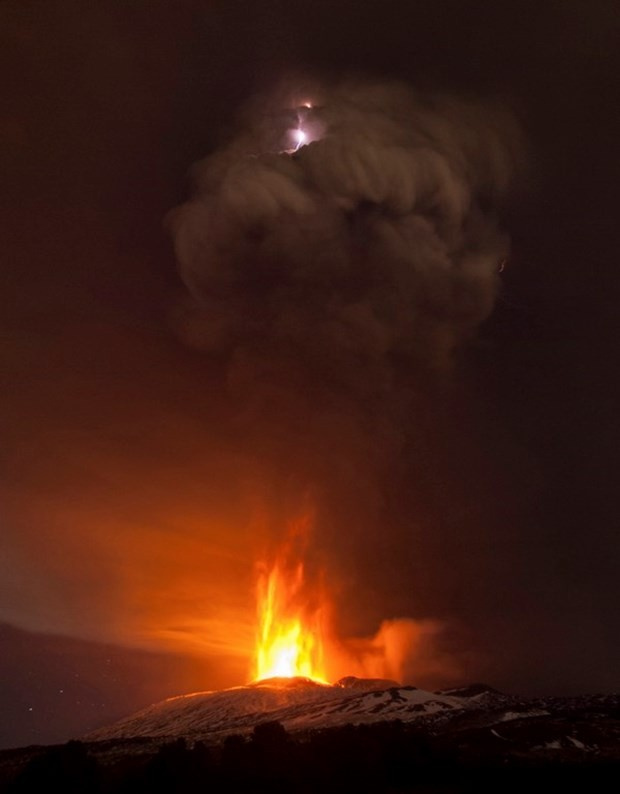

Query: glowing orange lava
[[253, 525, 328, 683]]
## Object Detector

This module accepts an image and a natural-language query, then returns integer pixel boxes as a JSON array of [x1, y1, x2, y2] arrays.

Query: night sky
[[2, 0, 619, 750]]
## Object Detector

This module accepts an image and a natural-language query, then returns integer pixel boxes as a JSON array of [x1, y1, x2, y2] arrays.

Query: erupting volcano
[[254, 517, 329, 684], [163, 77, 523, 696]]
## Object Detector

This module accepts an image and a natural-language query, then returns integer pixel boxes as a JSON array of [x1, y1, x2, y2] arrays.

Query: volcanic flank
[[85, 676, 620, 770], [86, 676, 468, 743]]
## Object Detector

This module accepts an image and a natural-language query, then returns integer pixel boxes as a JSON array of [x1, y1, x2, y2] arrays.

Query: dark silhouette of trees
[[10, 740, 100, 794], [4, 722, 619, 793], [126, 738, 213, 794]]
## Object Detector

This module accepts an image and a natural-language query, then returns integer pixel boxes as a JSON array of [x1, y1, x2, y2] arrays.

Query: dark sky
[[1, 0, 619, 749]]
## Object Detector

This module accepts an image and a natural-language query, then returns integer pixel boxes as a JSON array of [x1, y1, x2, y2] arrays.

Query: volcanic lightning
[[288, 101, 315, 151], [293, 128, 307, 150]]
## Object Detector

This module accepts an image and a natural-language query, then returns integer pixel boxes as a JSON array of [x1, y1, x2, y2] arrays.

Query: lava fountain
[[253, 517, 329, 684]]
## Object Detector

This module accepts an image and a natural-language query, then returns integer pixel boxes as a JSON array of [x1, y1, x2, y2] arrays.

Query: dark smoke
[[167, 79, 521, 683]]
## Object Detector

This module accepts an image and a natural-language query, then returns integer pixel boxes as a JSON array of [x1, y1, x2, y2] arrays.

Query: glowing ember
[[254, 526, 328, 683]]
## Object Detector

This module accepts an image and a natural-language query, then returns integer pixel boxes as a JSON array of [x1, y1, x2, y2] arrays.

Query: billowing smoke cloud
[[167, 79, 521, 684], [170, 80, 517, 433], [328, 618, 459, 686]]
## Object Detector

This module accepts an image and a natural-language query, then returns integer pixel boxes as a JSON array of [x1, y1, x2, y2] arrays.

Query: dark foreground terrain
[[1, 711, 618, 793]]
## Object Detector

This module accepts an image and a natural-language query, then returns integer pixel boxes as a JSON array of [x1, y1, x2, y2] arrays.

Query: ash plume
[[168, 79, 521, 683], [170, 81, 517, 420]]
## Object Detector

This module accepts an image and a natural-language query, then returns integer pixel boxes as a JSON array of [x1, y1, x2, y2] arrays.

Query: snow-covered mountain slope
[[85, 676, 620, 765], [86, 676, 489, 742]]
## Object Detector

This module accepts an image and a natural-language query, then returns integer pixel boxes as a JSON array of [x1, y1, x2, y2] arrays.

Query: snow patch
[[499, 709, 549, 722]]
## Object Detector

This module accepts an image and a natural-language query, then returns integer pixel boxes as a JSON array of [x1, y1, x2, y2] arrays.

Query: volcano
[[2, 676, 617, 793], [86, 676, 461, 743], [84, 676, 620, 765]]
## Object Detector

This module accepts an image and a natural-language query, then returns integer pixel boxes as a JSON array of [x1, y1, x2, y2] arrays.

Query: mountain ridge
[[85, 675, 620, 765]]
